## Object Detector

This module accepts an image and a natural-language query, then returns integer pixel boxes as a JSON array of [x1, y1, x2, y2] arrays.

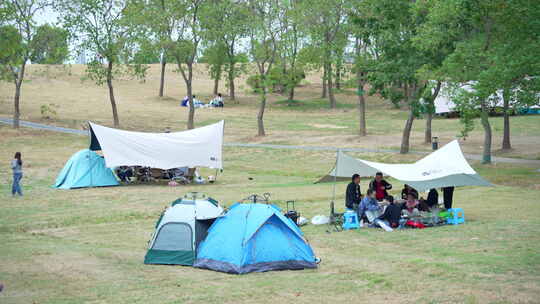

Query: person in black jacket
[[426, 188, 439, 208], [378, 196, 401, 228], [443, 186, 455, 209], [345, 174, 362, 210], [369, 172, 392, 201]]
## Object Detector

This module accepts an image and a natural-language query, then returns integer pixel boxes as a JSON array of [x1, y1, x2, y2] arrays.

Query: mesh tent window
[[152, 223, 193, 251]]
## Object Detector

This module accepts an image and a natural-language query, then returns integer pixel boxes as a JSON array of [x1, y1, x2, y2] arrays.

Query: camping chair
[[327, 201, 343, 233]]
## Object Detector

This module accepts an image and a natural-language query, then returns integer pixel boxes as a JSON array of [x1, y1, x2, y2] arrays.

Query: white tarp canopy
[[433, 82, 540, 114], [89, 121, 224, 169], [318, 140, 492, 192]]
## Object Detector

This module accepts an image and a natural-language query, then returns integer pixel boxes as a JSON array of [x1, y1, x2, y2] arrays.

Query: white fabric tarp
[[318, 140, 492, 192], [432, 82, 540, 114], [89, 121, 224, 169]]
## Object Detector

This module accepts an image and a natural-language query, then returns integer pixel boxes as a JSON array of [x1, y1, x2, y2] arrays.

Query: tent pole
[[331, 149, 340, 205]]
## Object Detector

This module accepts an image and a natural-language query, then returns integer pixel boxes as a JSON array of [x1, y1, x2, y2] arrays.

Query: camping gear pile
[[145, 193, 318, 274]]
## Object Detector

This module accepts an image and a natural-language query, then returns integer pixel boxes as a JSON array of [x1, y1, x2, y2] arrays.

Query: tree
[[126, 0, 176, 97], [166, 0, 208, 130], [300, 0, 349, 108], [354, 0, 428, 154], [421, 80, 442, 144], [200, 42, 227, 95], [247, 0, 279, 136], [204, 0, 250, 101], [29, 23, 69, 64], [0, 0, 48, 128], [415, 0, 540, 162], [274, 0, 306, 102], [57, 0, 146, 127], [352, 37, 368, 136]]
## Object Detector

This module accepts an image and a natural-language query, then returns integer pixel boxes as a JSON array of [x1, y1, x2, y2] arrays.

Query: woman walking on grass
[[11, 152, 23, 197]]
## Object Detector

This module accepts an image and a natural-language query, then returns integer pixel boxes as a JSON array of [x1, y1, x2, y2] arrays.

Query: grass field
[[1, 64, 540, 303]]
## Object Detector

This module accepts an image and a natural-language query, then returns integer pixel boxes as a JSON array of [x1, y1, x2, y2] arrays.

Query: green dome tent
[[144, 193, 224, 266], [53, 149, 119, 189]]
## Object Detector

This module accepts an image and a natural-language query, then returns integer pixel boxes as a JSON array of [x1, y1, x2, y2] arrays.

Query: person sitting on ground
[[181, 96, 190, 107], [358, 189, 382, 223], [345, 174, 362, 210], [378, 196, 401, 228], [402, 192, 420, 218], [209, 93, 224, 107], [401, 184, 419, 200], [369, 172, 392, 201], [116, 166, 133, 183]]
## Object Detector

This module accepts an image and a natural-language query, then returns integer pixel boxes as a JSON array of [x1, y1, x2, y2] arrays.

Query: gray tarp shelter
[[318, 140, 492, 192]]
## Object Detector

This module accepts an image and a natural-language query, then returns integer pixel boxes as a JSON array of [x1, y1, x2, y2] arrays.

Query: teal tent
[[53, 149, 119, 189]]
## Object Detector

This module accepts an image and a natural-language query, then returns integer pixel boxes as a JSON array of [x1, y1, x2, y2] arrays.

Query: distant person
[[181, 95, 201, 107], [358, 189, 382, 223], [369, 172, 392, 201], [442, 186, 455, 209], [401, 184, 419, 200], [345, 174, 362, 210], [209, 93, 224, 107], [181, 95, 190, 107], [11, 152, 23, 197]]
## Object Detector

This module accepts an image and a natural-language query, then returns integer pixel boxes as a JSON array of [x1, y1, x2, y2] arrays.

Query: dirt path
[[2, 117, 539, 166]]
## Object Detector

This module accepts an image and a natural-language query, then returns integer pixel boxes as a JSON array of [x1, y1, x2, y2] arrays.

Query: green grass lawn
[[1, 127, 539, 303]]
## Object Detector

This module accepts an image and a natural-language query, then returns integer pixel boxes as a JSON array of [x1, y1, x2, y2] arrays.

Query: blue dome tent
[[194, 203, 317, 274], [53, 149, 119, 189]]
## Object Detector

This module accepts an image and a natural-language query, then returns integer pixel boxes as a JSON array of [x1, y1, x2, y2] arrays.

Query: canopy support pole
[[331, 149, 340, 206]]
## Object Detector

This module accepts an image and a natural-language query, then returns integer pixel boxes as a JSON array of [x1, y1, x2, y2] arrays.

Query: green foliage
[[40, 103, 59, 119], [0, 25, 24, 81], [199, 42, 227, 81], [29, 24, 69, 64], [57, 0, 147, 84]]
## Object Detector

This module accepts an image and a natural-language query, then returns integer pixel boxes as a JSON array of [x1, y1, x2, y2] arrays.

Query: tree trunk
[[328, 63, 336, 108], [106, 61, 119, 127], [12, 63, 26, 129], [288, 86, 295, 102], [159, 59, 166, 97], [13, 81, 22, 129], [335, 62, 342, 90], [400, 109, 415, 154], [213, 64, 222, 96], [213, 77, 219, 96], [425, 112, 433, 144], [228, 64, 236, 101], [357, 79, 367, 136], [187, 64, 195, 130], [480, 102, 492, 163], [257, 86, 267, 136], [321, 64, 327, 98], [424, 81, 442, 144], [501, 88, 512, 150]]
